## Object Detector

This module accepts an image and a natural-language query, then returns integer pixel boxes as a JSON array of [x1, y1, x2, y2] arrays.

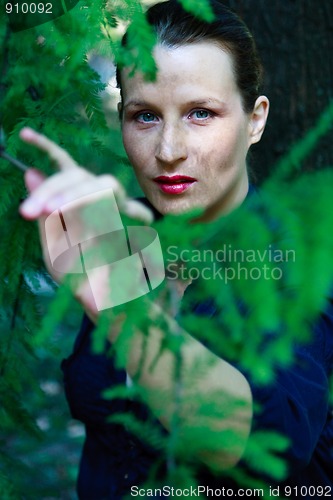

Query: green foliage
[[0, 0, 158, 494], [159, 167, 333, 386], [0, 0, 332, 497], [0, 471, 19, 500], [178, 0, 215, 22], [109, 412, 167, 451], [114, 1, 158, 81], [242, 430, 289, 481]]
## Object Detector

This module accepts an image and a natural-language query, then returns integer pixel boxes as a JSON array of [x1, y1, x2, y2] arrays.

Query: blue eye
[[137, 112, 157, 123], [193, 110, 210, 119]]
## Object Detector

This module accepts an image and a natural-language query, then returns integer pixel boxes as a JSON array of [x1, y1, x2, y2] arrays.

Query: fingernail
[[20, 127, 36, 140]]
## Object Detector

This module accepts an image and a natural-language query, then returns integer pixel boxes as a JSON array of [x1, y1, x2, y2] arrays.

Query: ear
[[248, 96, 269, 146]]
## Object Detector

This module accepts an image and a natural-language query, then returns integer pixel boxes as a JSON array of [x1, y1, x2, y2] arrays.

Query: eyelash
[[190, 109, 213, 120], [135, 112, 158, 123], [134, 109, 215, 124]]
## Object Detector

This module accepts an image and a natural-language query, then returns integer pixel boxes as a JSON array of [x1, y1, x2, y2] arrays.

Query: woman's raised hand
[[19, 128, 153, 223], [19, 127, 154, 316]]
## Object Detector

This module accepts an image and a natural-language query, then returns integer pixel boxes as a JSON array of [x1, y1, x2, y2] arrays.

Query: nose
[[155, 123, 188, 167]]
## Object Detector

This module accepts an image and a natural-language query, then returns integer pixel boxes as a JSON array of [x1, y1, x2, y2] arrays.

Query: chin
[[153, 197, 203, 216]]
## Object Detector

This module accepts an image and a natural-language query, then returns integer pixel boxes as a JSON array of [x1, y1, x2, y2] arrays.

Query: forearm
[[87, 296, 253, 470], [128, 312, 252, 468], [55, 230, 253, 468]]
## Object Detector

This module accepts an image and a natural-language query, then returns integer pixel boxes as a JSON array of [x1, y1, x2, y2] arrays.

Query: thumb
[[24, 168, 46, 193]]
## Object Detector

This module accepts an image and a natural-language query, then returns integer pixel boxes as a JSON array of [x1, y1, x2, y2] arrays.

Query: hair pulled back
[[117, 0, 263, 114]]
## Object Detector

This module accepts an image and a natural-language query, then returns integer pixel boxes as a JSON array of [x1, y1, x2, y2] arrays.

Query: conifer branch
[[0, 274, 23, 377], [166, 282, 183, 475], [0, 23, 11, 126]]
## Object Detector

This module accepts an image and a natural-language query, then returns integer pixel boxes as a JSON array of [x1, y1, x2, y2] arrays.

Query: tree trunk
[[227, 0, 333, 181]]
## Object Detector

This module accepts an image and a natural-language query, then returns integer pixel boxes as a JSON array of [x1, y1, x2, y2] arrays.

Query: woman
[[19, 0, 333, 498]]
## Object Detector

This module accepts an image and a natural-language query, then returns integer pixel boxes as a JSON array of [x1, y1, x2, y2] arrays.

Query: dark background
[[227, 0, 333, 181]]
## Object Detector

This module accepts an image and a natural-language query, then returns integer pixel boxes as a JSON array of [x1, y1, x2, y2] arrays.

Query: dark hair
[[116, 0, 263, 114]]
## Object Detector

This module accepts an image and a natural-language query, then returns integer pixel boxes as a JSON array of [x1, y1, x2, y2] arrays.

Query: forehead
[[121, 41, 240, 105]]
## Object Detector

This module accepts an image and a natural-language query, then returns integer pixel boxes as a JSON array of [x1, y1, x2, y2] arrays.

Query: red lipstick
[[153, 175, 197, 195]]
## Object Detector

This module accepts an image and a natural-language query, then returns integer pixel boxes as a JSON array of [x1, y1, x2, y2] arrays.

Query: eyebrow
[[186, 99, 227, 107], [123, 98, 227, 109], [123, 101, 149, 110]]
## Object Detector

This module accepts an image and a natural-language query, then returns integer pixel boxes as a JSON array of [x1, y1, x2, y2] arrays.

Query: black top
[[61, 193, 333, 499]]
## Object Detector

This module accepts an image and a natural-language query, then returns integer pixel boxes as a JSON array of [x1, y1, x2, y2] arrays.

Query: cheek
[[216, 127, 249, 166], [122, 128, 134, 156], [123, 129, 147, 169], [196, 132, 247, 184], [198, 142, 235, 176]]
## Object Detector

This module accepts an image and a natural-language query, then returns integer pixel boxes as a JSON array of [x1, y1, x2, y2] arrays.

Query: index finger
[[19, 127, 79, 172]]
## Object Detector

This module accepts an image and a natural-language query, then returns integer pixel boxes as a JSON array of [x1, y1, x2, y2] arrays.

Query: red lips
[[154, 175, 197, 183], [153, 175, 197, 195]]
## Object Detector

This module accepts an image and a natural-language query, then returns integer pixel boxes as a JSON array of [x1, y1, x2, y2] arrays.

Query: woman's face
[[121, 41, 267, 219]]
